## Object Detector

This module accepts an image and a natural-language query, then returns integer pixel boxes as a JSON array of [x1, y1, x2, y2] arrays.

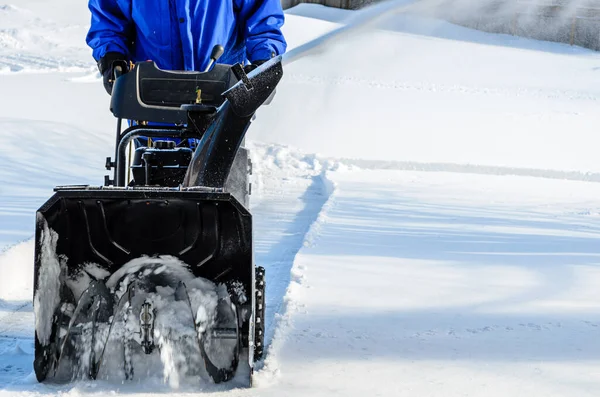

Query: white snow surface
[[253, 3, 600, 173], [0, 1, 600, 396]]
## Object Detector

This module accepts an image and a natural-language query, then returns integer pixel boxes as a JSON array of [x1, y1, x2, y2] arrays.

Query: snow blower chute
[[32, 51, 281, 386]]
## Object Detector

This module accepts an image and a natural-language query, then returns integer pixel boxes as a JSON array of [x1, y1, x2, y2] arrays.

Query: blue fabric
[[86, 0, 287, 71]]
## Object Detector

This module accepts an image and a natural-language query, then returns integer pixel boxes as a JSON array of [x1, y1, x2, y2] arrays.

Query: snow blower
[[32, 49, 281, 387]]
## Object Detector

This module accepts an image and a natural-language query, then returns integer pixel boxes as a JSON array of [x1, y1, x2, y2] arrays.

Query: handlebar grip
[[114, 65, 123, 80]]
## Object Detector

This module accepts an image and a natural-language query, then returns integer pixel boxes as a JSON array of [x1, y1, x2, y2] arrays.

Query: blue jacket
[[86, 0, 287, 71]]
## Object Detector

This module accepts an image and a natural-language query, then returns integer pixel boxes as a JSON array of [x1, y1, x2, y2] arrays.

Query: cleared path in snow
[[260, 169, 600, 397]]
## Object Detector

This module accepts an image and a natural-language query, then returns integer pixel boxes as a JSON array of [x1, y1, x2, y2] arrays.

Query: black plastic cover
[[110, 62, 238, 124], [34, 189, 252, 284], [131, 146, 193, 186]]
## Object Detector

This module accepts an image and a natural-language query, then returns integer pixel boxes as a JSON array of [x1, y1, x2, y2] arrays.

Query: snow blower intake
[[32, 53, 282, 387]]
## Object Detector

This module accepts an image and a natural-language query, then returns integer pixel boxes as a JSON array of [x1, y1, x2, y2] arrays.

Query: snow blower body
[[32, 54, 281, 387]]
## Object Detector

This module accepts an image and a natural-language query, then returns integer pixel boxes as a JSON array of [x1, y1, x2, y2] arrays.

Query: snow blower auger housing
[[32, 54, 282, 387]]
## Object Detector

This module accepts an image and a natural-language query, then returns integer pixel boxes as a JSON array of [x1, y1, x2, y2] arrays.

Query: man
[[86, 0, 287, 94]]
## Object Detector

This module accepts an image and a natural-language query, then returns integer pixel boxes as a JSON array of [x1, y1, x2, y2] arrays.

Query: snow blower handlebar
[[114, 65, 124, 79], [107, 57, 283, 189]]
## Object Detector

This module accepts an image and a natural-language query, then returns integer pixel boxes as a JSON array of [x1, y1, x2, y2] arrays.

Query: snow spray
[[281, 0, 452, 66], [282, 0, 419, 65], [282, 0, 595, 67]]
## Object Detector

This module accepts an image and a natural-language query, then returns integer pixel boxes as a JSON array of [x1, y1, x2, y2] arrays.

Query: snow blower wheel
[[254, 266, 266, 361]]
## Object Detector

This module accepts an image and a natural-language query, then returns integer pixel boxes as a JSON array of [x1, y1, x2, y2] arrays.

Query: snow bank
[[0, 76, 114, 250], [0, 240, 34, 302], [285, 4, 354, 23], [250, 4, 600, 174], [0, 0, 93, 73]]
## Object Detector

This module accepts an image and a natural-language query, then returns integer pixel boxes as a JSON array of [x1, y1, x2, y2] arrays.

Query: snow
[[0, 240, 33, 302], [253, 2, 600, 174], [0, 0, 600, 395], [0, 0, 93, 73], [48, 256, 230, 387], [82, 263, 110, 281], [32, 216, 62, 346], [270, 169, 600, 396]]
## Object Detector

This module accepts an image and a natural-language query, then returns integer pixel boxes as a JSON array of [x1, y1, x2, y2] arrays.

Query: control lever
[[204, 45, 225, 72], [113, 65, 123, 79]]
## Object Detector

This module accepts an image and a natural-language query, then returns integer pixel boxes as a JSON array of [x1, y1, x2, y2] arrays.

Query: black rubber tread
[[254, 266, 265, 361]]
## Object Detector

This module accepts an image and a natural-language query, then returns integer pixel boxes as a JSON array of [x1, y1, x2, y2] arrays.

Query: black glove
[[98, 52, 129, 95], [244, 49, 280, 74], [243, 59, 268, 74]]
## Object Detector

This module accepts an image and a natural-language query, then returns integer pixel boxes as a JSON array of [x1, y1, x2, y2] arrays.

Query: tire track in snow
[[247, 143, 340, 379], [253, 171, 336, 385], [252, 169, 333, 352]]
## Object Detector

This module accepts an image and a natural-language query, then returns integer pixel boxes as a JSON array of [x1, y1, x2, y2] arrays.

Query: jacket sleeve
[[86, 0, 133, 61], [235, 0, 287, 63]]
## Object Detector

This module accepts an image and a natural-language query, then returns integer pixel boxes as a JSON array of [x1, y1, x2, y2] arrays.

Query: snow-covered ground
[[257, 4, 600, 173], [257, 169, 600, 396], [1, 0, 600, 396]]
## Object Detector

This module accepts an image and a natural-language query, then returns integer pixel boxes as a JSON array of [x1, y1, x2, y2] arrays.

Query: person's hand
[[243, 59, 269, 74], [98, 52, 129, 95]]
